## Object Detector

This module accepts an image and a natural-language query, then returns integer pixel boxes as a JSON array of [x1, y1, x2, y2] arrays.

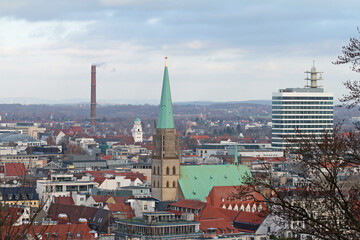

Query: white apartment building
[[272, 64, 333, 150], [36, 173, 98, 204]]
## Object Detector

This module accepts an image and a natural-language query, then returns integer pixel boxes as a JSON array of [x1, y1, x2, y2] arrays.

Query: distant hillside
[[174, 100, 271, 106]]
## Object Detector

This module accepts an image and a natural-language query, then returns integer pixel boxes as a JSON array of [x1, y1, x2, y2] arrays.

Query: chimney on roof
[[91, 65, 97, 128]]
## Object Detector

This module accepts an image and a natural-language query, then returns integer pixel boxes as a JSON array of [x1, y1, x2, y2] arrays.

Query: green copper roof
[[134, 118, 141, 122], [178, 164, 251, 201], [157, 63, 174, 129]]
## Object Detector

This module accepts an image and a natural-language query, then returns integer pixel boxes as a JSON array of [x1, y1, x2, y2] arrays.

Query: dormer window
[[45, 233, 51, 239], [67, 232, 74, 239]]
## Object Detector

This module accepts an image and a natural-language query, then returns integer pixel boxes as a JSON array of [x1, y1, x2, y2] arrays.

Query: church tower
[[151, 57, 180, 201], [132, 118, 143, 143]]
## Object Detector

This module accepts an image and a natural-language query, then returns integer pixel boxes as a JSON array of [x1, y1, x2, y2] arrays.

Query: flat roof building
[[272, 64, 333, 150]]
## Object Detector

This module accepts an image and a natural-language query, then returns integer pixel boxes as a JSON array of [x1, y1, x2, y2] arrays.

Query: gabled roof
[[105, 203, 134, 219], [206, 185, 265, 209], [48, 204, 98, 223], [5, 163, 27, 177], [93, 177, 107, 185], [89, 208, 111, 230], [36, 223, 93, 239], [169, 199, 206, 210], [92, 195, 112, 203], [124, 172, 146, 182], [199, 205, 234, 222], [233, 211, 268, 233], [3, 223, 94, 239], [112, 196, 129, 204], [178, 164, 251, 201], [1, 206, 23, 225], [233, 211, 267, 225], [200, 218, 239, 235]]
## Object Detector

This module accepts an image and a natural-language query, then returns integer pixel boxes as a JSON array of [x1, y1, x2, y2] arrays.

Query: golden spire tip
[[165, 56, 168, 67]]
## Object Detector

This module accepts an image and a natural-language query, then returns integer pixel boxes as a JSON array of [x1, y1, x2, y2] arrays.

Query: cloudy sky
[[1, 0, 360, 104]]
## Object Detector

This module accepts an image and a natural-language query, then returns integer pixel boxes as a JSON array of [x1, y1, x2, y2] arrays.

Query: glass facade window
[[272, 89, 334, 150]]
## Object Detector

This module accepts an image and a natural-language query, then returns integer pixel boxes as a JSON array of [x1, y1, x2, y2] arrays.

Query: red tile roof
[[48, 204, 99, 224], [200, 218, 239, 235], [85, 170, 147, 184], [55, 196, 75, 205], [123, 172, 147, 182], [190, 135, 211, 140], [5, 163, 27, 177], [199, 205, 228, 221], [101, 155, 113, 160], [252, 157, 286, 162], [92, 195, 111, 203], [106, 203, 134, 219], [2, 223, 95, 240], [217, 208, 240, 222], [1, 206, 22, 226], [112, 196, 129, 204], [102, 170, 116, 174], [169, 199, 207, 210], [69, 126, 83, 133], [233, 211, 267, 225], [206, 185, 265, 210], [93, 177, 107, 185]]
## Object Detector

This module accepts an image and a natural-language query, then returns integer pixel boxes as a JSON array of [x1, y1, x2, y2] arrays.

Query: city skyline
[[1, 0, 360, 104]]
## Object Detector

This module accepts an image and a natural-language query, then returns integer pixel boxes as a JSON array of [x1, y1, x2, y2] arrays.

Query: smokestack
[[91, 65, 96, 128]]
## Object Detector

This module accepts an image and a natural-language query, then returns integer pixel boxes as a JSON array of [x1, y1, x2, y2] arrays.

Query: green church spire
[[157, 57, 175, 129]]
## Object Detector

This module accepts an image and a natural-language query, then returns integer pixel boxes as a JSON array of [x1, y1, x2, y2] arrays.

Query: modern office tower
[[272, 64, 334, 150]]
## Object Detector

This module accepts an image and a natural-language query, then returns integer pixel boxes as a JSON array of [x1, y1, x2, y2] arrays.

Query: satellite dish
[[13, 180, 18, 184]]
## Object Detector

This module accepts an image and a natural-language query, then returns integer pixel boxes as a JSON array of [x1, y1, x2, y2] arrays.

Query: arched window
[[157, 166, 160, 175], [173, 166, 176, 175], [166, 167, 170, 175], [153, 166, 156, 175], [166, 181, 169, 188], [173, 181, 176, 188], [153, 181, 156, 187], [157, 181, 160, 188]]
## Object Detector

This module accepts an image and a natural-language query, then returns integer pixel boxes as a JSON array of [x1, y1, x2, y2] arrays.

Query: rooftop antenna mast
[[304, 61, 323, 88]]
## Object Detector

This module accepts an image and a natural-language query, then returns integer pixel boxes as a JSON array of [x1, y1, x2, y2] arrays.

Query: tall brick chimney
[[91, 65, 96, 128]]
